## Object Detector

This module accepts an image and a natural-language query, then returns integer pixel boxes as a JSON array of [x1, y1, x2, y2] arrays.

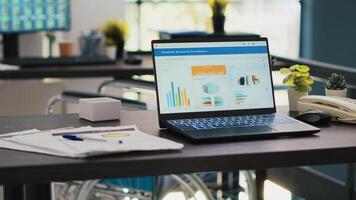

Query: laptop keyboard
[[167, 114, 296, 131]]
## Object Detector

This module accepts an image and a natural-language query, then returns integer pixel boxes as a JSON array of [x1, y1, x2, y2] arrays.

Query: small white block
[[79, 97, 121, 122]]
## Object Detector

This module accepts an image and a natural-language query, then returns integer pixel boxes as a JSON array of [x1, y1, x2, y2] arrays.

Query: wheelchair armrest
[[61, 90, 147, 109], [97, 78, 155, 93]]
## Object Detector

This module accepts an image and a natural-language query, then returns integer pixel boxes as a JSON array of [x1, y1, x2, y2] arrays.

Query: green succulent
[[325, 73, 346, 90], [279, 64, 314, 93]]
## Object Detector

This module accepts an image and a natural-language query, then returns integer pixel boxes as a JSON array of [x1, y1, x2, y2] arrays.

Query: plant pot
[[105, 46, 117, 60], [59, 42, 75, 57], [325, 88, 347, 97], [212, 15, 225, 33], [288, 87, 307, 111]]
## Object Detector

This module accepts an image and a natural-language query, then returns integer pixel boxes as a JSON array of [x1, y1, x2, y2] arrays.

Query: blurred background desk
[[0, 56, 154, 80]]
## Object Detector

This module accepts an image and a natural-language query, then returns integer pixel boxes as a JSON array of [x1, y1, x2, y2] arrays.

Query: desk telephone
[[298, 95, 356, 124]]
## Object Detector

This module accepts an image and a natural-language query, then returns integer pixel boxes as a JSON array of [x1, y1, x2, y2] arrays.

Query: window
[[125, 0, 300, 58]]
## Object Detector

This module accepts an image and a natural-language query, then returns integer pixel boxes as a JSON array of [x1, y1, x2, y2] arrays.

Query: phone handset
[[298, 95, 356, 124]]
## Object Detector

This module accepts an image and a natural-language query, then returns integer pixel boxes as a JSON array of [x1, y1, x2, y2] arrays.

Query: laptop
[[151, 38, 320, 141]]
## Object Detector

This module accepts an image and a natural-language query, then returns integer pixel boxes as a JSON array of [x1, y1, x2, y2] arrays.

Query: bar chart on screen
[[166, 81, 191, 108]]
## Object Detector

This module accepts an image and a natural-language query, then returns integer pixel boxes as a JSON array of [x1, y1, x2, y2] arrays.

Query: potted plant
[[102, 20, 128, 60], [325, 73, 347, 97], [280, 65, 314, 111], [208, 0, 229, 33]]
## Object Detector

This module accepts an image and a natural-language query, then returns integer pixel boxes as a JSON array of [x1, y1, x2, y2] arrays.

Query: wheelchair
[[53, 171, 256, 200], [48, 76, 257, 200]]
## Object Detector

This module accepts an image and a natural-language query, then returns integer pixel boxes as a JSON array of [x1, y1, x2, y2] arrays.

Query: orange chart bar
[[182, 88, 186, 106], [191, 65, 227, 76]]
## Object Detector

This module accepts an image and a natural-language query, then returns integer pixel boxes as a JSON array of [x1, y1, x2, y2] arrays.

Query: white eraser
[[79, 97, 121, 122]]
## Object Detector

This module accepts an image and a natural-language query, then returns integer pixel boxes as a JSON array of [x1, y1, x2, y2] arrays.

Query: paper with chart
[[0, 125, 184, 158]]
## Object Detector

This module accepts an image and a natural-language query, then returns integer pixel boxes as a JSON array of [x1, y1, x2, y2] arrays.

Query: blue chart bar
[[170, 92, 174, 107], [178, 87, 181, 106], [171, 81, 175, 107]]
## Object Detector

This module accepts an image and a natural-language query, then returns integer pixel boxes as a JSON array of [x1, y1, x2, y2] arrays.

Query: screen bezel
[[151, 37, 277, 128], [0, 0, 71, 34]]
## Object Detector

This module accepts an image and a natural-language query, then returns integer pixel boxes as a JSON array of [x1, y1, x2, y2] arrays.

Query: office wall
[[300, 0, 356, 97], [300, 0, 356, 67], [19, 33, 45, 57]]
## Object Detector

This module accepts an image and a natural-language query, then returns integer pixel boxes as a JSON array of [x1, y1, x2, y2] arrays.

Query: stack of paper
[[0, 125, 183, 158]]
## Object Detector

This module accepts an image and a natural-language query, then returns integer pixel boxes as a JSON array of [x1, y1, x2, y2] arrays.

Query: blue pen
[[62, 135, 106, 142], [62, 135, 84, 141], [62, 135, 123, 144]]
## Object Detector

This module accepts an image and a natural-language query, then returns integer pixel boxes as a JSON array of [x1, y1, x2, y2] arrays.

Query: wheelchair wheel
[[192, 170, 256, 200], [53, 171, 256, 200], [239, 170, 257, 200], [54, 174, 213, 200]]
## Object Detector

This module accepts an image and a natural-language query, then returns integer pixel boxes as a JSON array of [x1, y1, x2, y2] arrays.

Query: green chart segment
[[166, 81, 191, 108]]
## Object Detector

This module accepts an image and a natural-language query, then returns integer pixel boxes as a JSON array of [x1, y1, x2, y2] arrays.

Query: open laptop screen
[[153, 40, 274, 114]]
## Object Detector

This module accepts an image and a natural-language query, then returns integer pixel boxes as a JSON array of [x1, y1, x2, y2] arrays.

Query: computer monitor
[[0, 0, 71, 58]]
